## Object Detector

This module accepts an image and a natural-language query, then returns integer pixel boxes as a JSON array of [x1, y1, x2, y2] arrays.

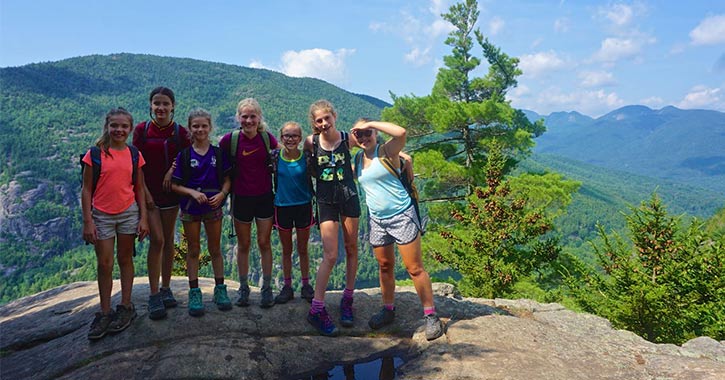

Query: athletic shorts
[[92, 203, 139, 240], [233, 192, 274, 223], [317, 196, 361, 223], [180, 207, 224, 223], [369, 204, 421, 247], [274, 202, 315, 231]]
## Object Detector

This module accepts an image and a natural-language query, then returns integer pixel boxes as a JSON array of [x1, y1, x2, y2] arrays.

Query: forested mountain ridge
[[526, 106, 725, 193]]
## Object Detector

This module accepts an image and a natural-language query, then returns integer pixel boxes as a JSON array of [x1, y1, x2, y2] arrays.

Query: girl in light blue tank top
[[352, 119, 444, 341]]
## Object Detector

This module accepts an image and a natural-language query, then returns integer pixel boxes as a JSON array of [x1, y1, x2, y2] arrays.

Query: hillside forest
[[1, 0, 722, 345]]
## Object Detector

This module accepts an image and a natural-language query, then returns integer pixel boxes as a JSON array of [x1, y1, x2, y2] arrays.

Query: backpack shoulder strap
[[128, 145, 139, 186], [89, 146, 102, 194], [230, 130, 241, 160], [212, 145, 224, 189], [261, 131, 271, 152], [141, 120, 152, 146], [180, 146, 192, 186], [353, 150, 363, 179], [173, 122, 180, 146]]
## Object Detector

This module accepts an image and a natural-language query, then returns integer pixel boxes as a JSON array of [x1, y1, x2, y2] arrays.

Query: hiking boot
[[260, 286, 275, 308], [188, 288, 204, 317], [300, 284, 314, 303], [148, 292, 167, 320], [368, 307, 396, 330], [108, 303, 136, 333], [274, 285, 294, 304], [307, 307, 339, 337], [160, 287, 178, 308], [235, 285, 250, 307], [425, 313, 444, 341], [88, 312, 114, 340], [340, 297, 354, 327], [213, 284, 232, 311]]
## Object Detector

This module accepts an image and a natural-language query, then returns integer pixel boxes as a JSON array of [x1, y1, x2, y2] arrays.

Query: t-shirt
[[357, 146, 411, 219], [132, 120, 190, 207], [274, 150, 312, 207], [82, 146, 146, 214], [219, 131, 278, 197], [171, 145, 231, 215]]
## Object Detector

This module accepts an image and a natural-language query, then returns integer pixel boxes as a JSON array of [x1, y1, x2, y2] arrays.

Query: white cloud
[[512, 87, 625, 117], [519, 51, 567, 78], [677, 85, 723, 109], [554, 18, 569, 33], [489, 16, 504, 36], [640, 96, 665, 108], [405, 47, 432, 66], [690, 15, 725, 46], [248, 60, 268, 70], [599, 3, 634, 27], [579, 70, 616, 87], [591, 36, 655, 63], [280, 48, 356, 84]]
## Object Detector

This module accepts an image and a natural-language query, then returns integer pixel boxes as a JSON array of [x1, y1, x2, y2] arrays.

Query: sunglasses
[[353, 130, 373, 138]]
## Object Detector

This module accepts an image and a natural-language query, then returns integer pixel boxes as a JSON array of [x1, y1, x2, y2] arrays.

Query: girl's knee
[[407, 266, 426, 278]]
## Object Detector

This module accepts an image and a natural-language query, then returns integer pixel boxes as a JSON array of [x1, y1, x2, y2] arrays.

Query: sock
[[284, 277, 292, 287], [384, 303, 395, 311], [215, 277, 224, 286], [343, 288, 354, 299], [301, 277, 310, 286], [189, 279, 199, 289], [311, 299, 325, 314], [424, 306, 436, 316], [262, 275, 272, 289], [239, 275, 248, 288]]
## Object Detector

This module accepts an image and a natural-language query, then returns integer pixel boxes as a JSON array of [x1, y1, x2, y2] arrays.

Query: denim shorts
[[368, 205, 421, 247], [92, 203, 139, 240]]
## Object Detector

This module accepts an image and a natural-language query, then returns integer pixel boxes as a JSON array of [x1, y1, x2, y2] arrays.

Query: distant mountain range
[[524, 106, 725, 193]]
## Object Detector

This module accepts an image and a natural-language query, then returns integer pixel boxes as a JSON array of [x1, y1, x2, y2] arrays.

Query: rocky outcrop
[[1, 278, 723, 380]]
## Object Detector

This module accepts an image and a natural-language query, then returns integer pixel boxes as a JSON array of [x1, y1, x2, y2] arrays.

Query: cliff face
[[1, 279, 723, 380]]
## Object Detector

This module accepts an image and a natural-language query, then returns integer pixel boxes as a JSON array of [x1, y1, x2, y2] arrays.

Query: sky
[[1, 0, 724, 118]]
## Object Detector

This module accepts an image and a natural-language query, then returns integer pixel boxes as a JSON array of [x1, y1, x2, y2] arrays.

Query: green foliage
[[425, 141, 562, 297], [171, 233, 212, 277], [23, 200, 69, 224], [563, 194, 725, 343]]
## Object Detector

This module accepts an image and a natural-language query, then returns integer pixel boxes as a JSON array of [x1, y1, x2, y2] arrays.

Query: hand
[[137, 218, 149, 241], [82, 220, 97, 245], [162, 175, 173, 192], [191, 190, 208, 205], [208, 192, 225, 208]]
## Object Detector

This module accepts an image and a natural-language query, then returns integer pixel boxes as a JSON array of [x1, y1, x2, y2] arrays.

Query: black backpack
[[179, 145, 225, 191], [80, 145, 140, 194]]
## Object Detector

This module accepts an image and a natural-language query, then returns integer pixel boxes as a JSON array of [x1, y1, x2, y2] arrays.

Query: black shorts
[[233, 192, 274, 223], [317, 196, 361, 223], [274, 202, 315, 231]]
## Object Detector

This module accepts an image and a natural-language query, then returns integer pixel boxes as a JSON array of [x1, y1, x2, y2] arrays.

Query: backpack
[[138, 120, 181, 169], [179, 145, 225, 191], [354, 145, 425, 235], [80, 145, 140, 195]]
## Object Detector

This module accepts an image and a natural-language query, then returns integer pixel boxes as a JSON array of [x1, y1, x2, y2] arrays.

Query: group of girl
[[81, 88, 444, 342]]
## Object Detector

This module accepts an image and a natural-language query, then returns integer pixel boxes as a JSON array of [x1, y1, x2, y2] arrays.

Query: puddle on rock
[[293, 355, 405, 380]]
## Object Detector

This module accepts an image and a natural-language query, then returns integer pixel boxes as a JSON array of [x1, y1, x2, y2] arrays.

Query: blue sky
[[1, 0, 724, 117]]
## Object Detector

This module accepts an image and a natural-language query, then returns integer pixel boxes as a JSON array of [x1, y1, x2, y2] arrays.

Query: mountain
[[528, 105, 725, 193]]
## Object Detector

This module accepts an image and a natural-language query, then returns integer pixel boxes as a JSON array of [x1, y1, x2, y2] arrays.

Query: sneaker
[[235, 285, 250, 307], [260, 286, 275, 308], [307, 307, 339, 337], [274, 285, 294, 304], [160, 287, 178, 308], [108, 304, 136, 333], [368, 307, 396, 330], [300, 284, 314, 303], [188, 288, 204, 317], [425, 313, 444, 341], [88, 312, 114, 340], [340, 297, 354, 327], [213, 284, 232, 311], [148, 292, 167, 320]]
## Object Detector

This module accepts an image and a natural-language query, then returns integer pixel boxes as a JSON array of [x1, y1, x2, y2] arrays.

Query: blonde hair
[[236, 97, 268, 133], [280, 121, 302, 136], [308, 99, 337, 134], [95, 107, 133, 156], [187, 108, 213, 143]]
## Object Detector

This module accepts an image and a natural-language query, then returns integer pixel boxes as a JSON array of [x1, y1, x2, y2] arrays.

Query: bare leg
[[313, 220, 340, 301], [159, 206, 179, 288], [146, 207, 163, 294], [183, 221, 202, 284], [373, 244, 397, 305], [234, 220, 252, 281], [398, 234, 434, 308], [203, 219, 224, 279], [256, 217, 274, 277], [116, 234, 136, 307], [296, 227, 311, 279], [341, 216, 359, 290]]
